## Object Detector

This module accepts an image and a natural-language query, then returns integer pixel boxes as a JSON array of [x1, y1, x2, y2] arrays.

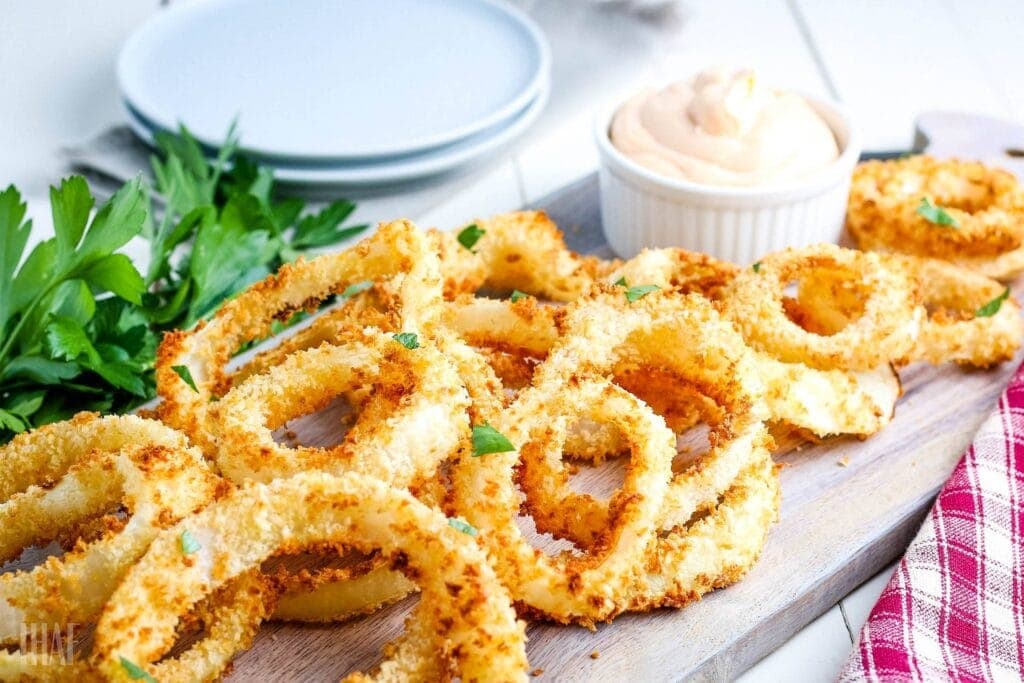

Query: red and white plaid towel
[[840, 363, 1024, 682]]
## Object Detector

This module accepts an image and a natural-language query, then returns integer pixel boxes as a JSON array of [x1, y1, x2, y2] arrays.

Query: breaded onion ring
[[519, 373, 772, 547], [603, 247, 739, 300], [626, 449, 779, 610], [156, 219, 445, 452], [790, 256, 1023, 368], [903, 257, 1023, 367], [848, 156, 1024, 261], [439, 211, 611, 300], [0, 414, 220, 666], [213, 330, 468, 485], [450, 376, 676, 626], [91, 472, 529, 682], [722, 244, 922, 370]]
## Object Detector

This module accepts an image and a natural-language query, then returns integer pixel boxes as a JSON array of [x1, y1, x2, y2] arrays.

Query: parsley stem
[[0, 279, 60, 372]]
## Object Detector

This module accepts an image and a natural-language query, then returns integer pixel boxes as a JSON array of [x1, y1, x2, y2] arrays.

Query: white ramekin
[[594, 94, 862, 263]]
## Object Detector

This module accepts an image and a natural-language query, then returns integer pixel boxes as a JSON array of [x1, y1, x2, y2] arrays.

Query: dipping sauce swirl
[[610, 69, 840, 187]]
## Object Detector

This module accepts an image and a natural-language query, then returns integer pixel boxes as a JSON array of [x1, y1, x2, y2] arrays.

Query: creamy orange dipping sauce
[[610, 69, 840, 187]]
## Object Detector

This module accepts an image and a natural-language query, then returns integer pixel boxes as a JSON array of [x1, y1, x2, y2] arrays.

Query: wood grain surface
[[220, 173, 1023, 681]]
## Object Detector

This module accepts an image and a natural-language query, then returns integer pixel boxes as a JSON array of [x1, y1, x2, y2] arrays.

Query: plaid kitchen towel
[[840, 364, 1024, 682]]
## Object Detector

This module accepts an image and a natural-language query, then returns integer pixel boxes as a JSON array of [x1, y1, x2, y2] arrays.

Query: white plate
[[118, 0, 549, 161], [126, 76, 548, 186]]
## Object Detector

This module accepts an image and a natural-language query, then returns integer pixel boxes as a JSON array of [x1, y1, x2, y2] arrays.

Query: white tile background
[[3, 0, 1023, 678]]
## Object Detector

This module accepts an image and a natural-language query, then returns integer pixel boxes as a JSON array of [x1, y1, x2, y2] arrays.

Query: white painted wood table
[[3, 1, 1023, 679]]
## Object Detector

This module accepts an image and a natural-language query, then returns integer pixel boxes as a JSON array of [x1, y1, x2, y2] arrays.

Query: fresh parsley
[[752, 262, 762, 273], [614, 276, 628, 287], [976, 288, 1011, 318], [0, 125, 366, 444], [392, 332, 419, 349], [916, 197, 958, 228], [448, 517, 478, 536], [457, 223, 485, 251], [471, 423, 515, 457], [509, 290, 529, 303], [179, 529, 201, 555], [119, 657, 156, 682], [625, 284, 660, 303], [171, 365, 198, 393]]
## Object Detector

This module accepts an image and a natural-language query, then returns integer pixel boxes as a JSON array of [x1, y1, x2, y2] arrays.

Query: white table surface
[[3, 1, 1023, 680]]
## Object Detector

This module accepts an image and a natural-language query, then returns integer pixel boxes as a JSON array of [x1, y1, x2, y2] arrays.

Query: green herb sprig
[[0, 124, 367, 443]]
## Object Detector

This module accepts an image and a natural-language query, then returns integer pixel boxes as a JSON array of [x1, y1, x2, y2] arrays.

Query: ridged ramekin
[[594, 94, 861, 263]]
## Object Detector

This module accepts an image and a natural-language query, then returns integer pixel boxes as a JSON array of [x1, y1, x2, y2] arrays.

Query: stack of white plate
[[118, 0, 550, 186]]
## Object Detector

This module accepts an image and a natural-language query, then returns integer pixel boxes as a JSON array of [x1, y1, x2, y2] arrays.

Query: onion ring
[[156, 219, 445, 453], [212, 330, 468, 486], [0, 414, 220, 666], [902, 257, 1024, 367], [440, 211, 610, 301], [603, 247, 739, 300], [722, 244, 922, 370], [91, 472, 529, 681], [504, 289, 779, 610], [450, 375, 675, 626], [847, 156, 1024, 261]]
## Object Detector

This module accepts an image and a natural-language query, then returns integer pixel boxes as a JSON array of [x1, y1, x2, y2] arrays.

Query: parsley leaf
[[614, 276, 628, 287], [509, 290, 529, 303], [180, 529, 201, 555], [976, 287, 1011, 318], [119, 656, 156, 682], [291, 200, 368, 249], [471, 423, 515, 456], [752, 262, 762, 273], [457, 224, 485, 251], [172, 365, 199, 393], [916, 197, 958, 228], [392, 332, 419, 349], [448, 517, 478, 536], [625, 284, 660, 303]]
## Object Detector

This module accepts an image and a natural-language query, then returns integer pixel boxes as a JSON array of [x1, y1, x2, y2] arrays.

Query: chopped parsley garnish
[[171, 365, 198, 393], [752, 262, 762, 273], [471, 423, 514, 457], [614, 276, 628, 287], [392, 332, 419, 349], [976, 287, 1011, 318], [448, 517, 478, 536], [916, 197, 958, 228], [179, 529, 201, 555], [509, 290, 529, 303], [119, 657, 156, 682], [624, 284, 660, 303], [341, 280, 374, 299], [457, 223, 485, 251]]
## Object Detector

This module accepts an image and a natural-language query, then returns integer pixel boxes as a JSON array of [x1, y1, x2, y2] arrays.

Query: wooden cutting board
[[225, 172, 1022, 682]]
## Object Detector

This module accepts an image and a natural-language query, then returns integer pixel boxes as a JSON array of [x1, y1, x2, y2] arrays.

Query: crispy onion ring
[[789, 256, 1023, 368], [450, 375, 675, 626], [505, 289, 779, 610], [438, 211, 611, 300], [902, 257, 1023, 367], [0, 414, 220, 660], [519, 372, 771, 547], [603, 247, 739, 300], [212, 330, 468, 485], [91, 472, 528, 682], [848, 156, 1024, 261], [722, 244, 922, 370], [626, 449, 779, 610], [156, 219, 444, 453]]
